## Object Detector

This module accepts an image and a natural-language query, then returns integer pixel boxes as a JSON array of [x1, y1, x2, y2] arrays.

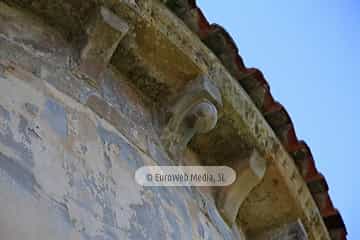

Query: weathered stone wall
[[0, 2, 242, 239]]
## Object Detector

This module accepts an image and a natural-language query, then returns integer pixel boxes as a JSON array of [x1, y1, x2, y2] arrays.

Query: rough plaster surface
[[0, 7, 240, 238]]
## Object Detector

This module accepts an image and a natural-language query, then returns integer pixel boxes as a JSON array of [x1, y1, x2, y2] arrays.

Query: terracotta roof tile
[[324, 210, 347, 240], [164, 0, 347, 238]]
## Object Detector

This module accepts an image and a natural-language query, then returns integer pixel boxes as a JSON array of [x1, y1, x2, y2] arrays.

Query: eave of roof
[[163, 1, 347, 239]]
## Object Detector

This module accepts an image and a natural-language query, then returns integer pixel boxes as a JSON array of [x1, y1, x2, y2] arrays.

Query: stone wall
[[0, 2, 242, 239]]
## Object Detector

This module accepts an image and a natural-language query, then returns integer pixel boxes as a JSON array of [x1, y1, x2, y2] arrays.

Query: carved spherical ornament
[[190, 101, 218, 134]]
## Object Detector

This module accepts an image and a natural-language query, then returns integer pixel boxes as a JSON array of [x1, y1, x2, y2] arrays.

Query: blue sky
[[197, 0, 359, 238]]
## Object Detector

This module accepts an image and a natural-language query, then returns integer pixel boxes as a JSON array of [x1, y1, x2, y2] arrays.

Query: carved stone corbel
[[215, 149, 267, 225], [77, 6, 130, 81], [252, 219, 308, 240], [161, 76, 222, 158]]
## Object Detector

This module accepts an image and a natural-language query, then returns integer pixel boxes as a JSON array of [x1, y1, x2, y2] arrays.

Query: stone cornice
[[124, 1, 331, 238]]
